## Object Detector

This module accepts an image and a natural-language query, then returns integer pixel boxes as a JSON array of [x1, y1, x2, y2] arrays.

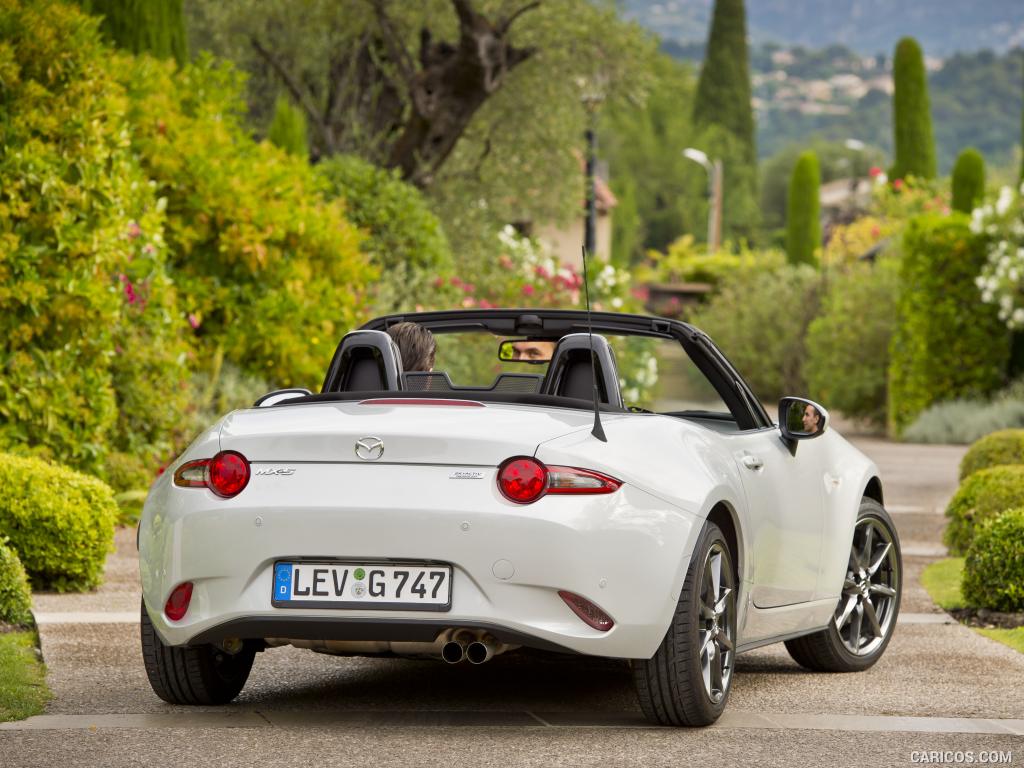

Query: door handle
[[741, 454, 764, 471]]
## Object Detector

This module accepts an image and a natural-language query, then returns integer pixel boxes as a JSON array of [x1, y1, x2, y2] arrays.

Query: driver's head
[[801, 404, 822, 432], [510, 340, 555, 362], [387, 322, 436, 372]]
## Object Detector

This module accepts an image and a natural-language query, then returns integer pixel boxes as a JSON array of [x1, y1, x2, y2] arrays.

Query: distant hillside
[[622, 0, 1024, 57]]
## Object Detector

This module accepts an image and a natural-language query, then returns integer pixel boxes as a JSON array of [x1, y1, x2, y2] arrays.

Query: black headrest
[[542, 333, 623, 408], [321, 330, 404, 393]]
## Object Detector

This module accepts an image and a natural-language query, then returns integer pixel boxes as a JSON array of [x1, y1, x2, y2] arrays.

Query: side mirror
[[778, 397, 829, 452], [254, 388, 312, 407], [498, 339, 555, 364]]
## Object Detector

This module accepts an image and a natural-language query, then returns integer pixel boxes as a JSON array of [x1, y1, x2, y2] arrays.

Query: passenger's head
[[386, 322, 436, 372]]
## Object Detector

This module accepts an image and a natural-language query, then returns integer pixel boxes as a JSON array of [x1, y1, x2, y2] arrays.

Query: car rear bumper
[[139, 463, 703, 659]]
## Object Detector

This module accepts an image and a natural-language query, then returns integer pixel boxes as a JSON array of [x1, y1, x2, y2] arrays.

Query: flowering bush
[[636, 235, 785, 290], [972, 185, 1024, 329]]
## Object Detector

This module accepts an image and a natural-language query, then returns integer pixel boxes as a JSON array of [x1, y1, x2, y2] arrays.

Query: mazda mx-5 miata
[[139, 308, 901, 726]]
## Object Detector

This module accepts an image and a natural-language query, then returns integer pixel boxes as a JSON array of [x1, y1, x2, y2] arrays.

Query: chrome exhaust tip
[[466, 636, 497, 665], [441, 640, 465, 664]]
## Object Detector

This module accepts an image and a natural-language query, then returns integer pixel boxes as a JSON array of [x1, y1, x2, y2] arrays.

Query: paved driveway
[[3, 437, 1023, 767]]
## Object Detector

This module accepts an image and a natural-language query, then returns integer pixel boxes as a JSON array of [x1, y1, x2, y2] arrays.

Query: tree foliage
[[951, 147, 985, 214], [80, 0, 186, 64], [690, 0, 758, 241], [891, 37, 937, 180], [186, 0, 656, 232], [785, 150, 821, 265], [267, 95, 309, 158]]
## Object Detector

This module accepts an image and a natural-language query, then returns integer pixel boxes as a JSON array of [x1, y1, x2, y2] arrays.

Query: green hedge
[[944, 465, 1024, 555], [962, 508, 1024, 612], [960, 429, 1024, 480], [0, 455, 117, 592], [0, 539, 32, 627], [806, 258, 899, 427], [888, 214, 1009, 436]]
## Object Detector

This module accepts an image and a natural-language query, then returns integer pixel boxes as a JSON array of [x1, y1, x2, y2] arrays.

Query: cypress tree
[[785, 151, 821, 266], [268, 97, 309, 159], [81, 0, 187, 66], [891, 37, 936, 180], [951, 148, 986, 214], [691, 0, 759, 242]]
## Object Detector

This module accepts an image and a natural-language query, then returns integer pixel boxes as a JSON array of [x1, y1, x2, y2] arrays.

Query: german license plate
[[272, 562, 452, 611]]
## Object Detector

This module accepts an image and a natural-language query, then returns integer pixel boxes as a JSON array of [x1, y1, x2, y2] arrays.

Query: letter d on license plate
[[272, 562, 452, 612]]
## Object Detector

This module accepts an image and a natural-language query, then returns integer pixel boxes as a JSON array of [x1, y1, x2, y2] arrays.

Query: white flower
[[982, 290, 994, 303], [611, 296, 623, 309], [1012, 309, 1024, 326], [975, 275, 987, 289], [874, 172, 888, 186], [997, 186, 1015, 216], [1009, 269, 1018, 282], [1000, 294, 1013, 311]]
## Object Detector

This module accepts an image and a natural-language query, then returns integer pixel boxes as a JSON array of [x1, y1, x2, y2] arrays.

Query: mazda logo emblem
[[355, 437, 384, 461]]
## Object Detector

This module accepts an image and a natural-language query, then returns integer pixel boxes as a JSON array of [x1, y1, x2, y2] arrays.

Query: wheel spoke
[[862, 598, 884, 639], [869, 583, 897, 597], [835, 595, 857, 630], [861, 523, 874, 570], [843, 576, 859, 592], [849, 603, 864, 649], [709, 642, 723, 696], [709, 550, 722, 598], [867, 542, 892, 576], [713, 587, 732, 615], [717, 632, 734, 652], [699, 629, 714, 656]]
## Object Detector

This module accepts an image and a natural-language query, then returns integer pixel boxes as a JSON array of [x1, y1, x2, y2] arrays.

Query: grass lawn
[[0, 630, 50, 721], [920, 557, 1023, 655]]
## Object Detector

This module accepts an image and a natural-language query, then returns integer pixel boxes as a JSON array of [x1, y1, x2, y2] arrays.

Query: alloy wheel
[[836, 516, 900, 656], [698, 542, 735, 703]]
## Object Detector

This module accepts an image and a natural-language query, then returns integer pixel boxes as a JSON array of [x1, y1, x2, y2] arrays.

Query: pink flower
[[461, 297, 476, 308], [433, 277, 445, 288], [868, 167, 882, 178], [871, 225, 881, 239], [631, 286, 650, 301], [892, 178, 904, 191], [143, 243, 155, 255], [479, 299, 494, 309], [499, 255, 514, 269], [521, 284, 535, 297], [462, 283, 475, 294], [535, 265, 549, 279], [123, 280, 137, 305], [187, 313, 200, 330], [450, 276, 463, 287], [127, 221, 142, 239]]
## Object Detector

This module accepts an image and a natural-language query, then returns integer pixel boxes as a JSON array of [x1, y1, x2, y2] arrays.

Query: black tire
[[140, 599, 255, 705], [785, 498, 902, 672], [632, 521, 737, 727]]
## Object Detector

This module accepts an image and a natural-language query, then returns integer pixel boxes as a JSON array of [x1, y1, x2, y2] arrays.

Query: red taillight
[[559, 591, 614, 631], [497, 457, 621, 504], [208, 451, 250, 497], [165, 582, 193, 621], [498, 457, 547, 503], [172, 451, 250, 498]]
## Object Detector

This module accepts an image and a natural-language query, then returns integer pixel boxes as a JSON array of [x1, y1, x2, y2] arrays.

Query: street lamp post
[[683, 147, 723, 252], [584, 122, 597, 257]]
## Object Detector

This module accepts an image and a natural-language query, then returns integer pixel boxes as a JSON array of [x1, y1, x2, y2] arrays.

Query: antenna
[[581, 246, 607, 442]]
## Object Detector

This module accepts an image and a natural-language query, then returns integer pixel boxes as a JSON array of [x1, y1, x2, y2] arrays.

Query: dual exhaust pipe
[[440, 629, 504, 665]]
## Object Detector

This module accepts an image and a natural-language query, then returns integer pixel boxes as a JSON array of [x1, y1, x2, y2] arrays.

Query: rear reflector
[[545, 466, 622, 495], [165, 582, 193, 621], [559, 591, 614, 631]]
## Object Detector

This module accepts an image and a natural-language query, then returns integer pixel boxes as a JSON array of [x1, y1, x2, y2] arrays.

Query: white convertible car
[[139, 309, 901, 726]]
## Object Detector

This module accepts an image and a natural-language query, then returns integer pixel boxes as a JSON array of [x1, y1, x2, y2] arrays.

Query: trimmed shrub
[[785, 150, 821, 265], [690, 264, 822, 404], [887, 214, 1009, 436], [962, 508, 1024, 612], [891, 37, 936, 180], [0, 538, 33, 627], [806, 257, 899, 427], [960, 429, 1024, 480], [316, 155, 454, 312], [267, 95, 308, 158], [904, 398, 1024, 445], [944, 465, 1024, 555], [951, 148, 985, 214], [0, 454, 117, 592]]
